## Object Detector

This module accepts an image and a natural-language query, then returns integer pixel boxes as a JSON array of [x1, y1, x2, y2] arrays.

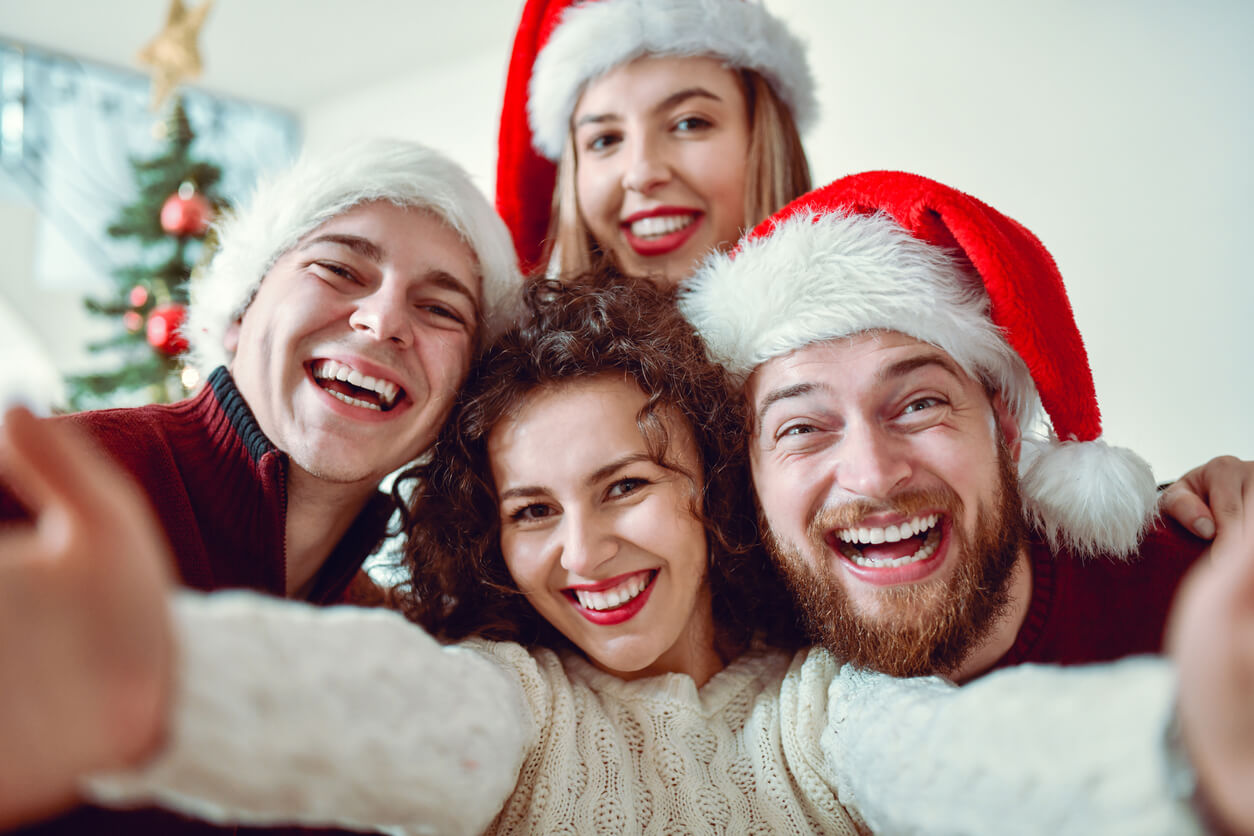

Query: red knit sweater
[[993, 520, 1206, 671], [4, 367, 389, 836]]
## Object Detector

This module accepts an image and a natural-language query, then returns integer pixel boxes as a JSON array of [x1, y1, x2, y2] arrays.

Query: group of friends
[[2, 0, 1252, 833]]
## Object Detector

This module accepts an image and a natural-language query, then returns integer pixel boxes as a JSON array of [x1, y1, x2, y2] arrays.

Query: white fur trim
[[680, 209, 1036, 422], [681, 209, 1160, 556], [528, 0, 817, 160], [1020, 437, 1160, 558], [183, 138, 523, 375]]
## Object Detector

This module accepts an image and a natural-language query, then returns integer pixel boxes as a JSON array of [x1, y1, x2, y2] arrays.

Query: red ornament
[[129, 284, 150, 307], [146, 303, 189, 356], [160, 182, 213, 237], [123, 310, 144, 333]]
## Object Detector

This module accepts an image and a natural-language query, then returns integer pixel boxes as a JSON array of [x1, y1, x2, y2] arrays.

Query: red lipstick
[[620, 207, 703, 257]]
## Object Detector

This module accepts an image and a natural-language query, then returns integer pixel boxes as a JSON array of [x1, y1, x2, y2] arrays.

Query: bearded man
[[680, 170, 1211, 683]]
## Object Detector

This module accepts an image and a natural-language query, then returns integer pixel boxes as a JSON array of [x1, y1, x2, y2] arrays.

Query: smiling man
[[1, 138, 521, 835], [680, 170, 1208, 684]]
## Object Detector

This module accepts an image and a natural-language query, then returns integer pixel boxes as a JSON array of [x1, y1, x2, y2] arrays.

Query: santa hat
[[185, 138, 523, 375], [679, 170, 1158, 557], [496, 0, 817, 272]]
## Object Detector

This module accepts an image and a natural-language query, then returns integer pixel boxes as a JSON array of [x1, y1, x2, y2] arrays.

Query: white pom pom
[[1019, 438, 1160, 558]]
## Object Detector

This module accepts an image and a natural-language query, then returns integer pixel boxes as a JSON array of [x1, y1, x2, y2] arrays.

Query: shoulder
[[1042, 517, 1206, 584]]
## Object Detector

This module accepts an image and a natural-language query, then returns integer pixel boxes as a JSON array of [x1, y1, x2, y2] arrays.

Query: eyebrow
[[878, 352, 967, 386], [755, 382, 819, 429], [299, 234, 481, 319], [497, 452, 652, 503], [427, 269, 482, 319], [753, 349, 968, 428], [300, 233, 385, 262], [574, 86, 724, 128]]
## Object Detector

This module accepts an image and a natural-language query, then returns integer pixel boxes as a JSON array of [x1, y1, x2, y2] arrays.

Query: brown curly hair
[[392, 273, 802, 655]]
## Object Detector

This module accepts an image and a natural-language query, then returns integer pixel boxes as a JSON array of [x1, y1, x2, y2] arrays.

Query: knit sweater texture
[[89, 593, 1199, 835], [996, 521, 1204, 670]]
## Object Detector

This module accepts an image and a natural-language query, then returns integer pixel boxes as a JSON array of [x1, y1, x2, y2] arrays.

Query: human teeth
[[313, 359, 402, 408], [326, 389, 381, 411], [629, 214, 694, 238], [572, 572, 651, 612], [837, 513, 939, 545], [847, 527, 941, 568]]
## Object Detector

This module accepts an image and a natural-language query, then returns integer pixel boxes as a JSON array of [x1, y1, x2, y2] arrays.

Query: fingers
[[1162, 456, 1254, 541], [0, 407, 125, 529], [0, 408, 174, 587], [1160, 481, 1216, 540]]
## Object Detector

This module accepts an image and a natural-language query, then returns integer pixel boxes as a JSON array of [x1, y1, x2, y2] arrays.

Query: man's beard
[[766, 443, 1027, 678]]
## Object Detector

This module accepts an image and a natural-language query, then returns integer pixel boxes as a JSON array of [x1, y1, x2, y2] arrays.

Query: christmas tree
[[67, 97, 224, 408]]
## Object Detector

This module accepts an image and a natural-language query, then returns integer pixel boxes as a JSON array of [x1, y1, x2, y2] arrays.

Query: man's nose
[[348, 281, 411, 347], [835, 423, 912, 500]]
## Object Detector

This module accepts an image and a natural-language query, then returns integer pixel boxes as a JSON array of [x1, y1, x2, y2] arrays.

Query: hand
[[1168, 467, 1254, 834], [1161, 455, 1253, 540], [0, 407, 175, 829]]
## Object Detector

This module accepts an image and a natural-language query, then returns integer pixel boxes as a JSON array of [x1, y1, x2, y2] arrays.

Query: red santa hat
[[679, 170, 1159, 557], [497, 0, 816, 272]]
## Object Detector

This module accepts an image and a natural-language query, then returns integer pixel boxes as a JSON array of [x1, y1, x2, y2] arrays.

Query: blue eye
[[902, 397, 943, 415], [587, 132, 621, 152], [674, 116, 712, 133]]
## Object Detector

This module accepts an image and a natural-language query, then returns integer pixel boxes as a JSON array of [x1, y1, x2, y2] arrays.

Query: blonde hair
[[545, 68, 811, 280]]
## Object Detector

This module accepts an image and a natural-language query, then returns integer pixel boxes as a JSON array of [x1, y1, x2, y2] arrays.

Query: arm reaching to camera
[[792, 652, 1200, 835], [1169, 465, 1254, 833], [1162, 455, 1254, 540], [0, 407, 533, 836], [0, 407, 174, 830]]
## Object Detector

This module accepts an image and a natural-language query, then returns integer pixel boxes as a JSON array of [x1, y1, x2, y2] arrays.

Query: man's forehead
[[745, 331, 967, 409], [294, 203, 480, 293]]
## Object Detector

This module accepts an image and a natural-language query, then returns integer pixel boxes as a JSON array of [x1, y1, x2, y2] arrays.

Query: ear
[[222, 317, 242, 359], [991, 392, 1022, 463]]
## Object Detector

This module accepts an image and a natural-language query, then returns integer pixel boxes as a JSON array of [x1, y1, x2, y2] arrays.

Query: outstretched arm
[[1170, 466, 1254, 833], [0, 407, 534, 835], [0, 407, 174, 830], [89, 593, 534, 836], [814, 655, 1198, 835], [1162, 455, 1254, 540]]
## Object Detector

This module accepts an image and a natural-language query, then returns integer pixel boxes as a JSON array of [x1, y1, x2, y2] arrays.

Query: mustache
[[805, 487, 964, 542]]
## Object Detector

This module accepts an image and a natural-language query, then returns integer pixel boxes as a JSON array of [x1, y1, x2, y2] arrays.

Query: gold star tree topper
[[136, 0, 214, 110]]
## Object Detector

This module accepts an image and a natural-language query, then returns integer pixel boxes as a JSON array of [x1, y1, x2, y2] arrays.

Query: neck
[[282, 464, 377, 599], [948, 545, 1033, 684]]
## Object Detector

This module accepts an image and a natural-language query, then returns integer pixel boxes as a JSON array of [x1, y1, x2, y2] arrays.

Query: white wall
[[303, 0, 1253, 482], [777, 0, 1254, 482], [301, 47, 509, 214]]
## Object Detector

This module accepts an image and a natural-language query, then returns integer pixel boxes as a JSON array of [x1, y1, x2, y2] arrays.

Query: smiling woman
[[570, 55, 753, 285], [400, 275, 789, 663], [497, 0, 813, 283]]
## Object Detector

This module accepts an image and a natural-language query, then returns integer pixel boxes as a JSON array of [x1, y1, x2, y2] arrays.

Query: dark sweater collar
[[206, 365, 276, 465], [994, 531, 1055, 670]]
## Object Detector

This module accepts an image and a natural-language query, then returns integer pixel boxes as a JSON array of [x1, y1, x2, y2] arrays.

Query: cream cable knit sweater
[[89, 592, 1199, 835]]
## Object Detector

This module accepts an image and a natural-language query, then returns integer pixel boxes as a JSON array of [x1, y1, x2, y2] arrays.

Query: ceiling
[[0, 0, 525, 113]]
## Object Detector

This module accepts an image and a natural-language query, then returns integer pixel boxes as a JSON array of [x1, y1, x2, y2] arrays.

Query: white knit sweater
[[88, 592, 1199, 835]]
